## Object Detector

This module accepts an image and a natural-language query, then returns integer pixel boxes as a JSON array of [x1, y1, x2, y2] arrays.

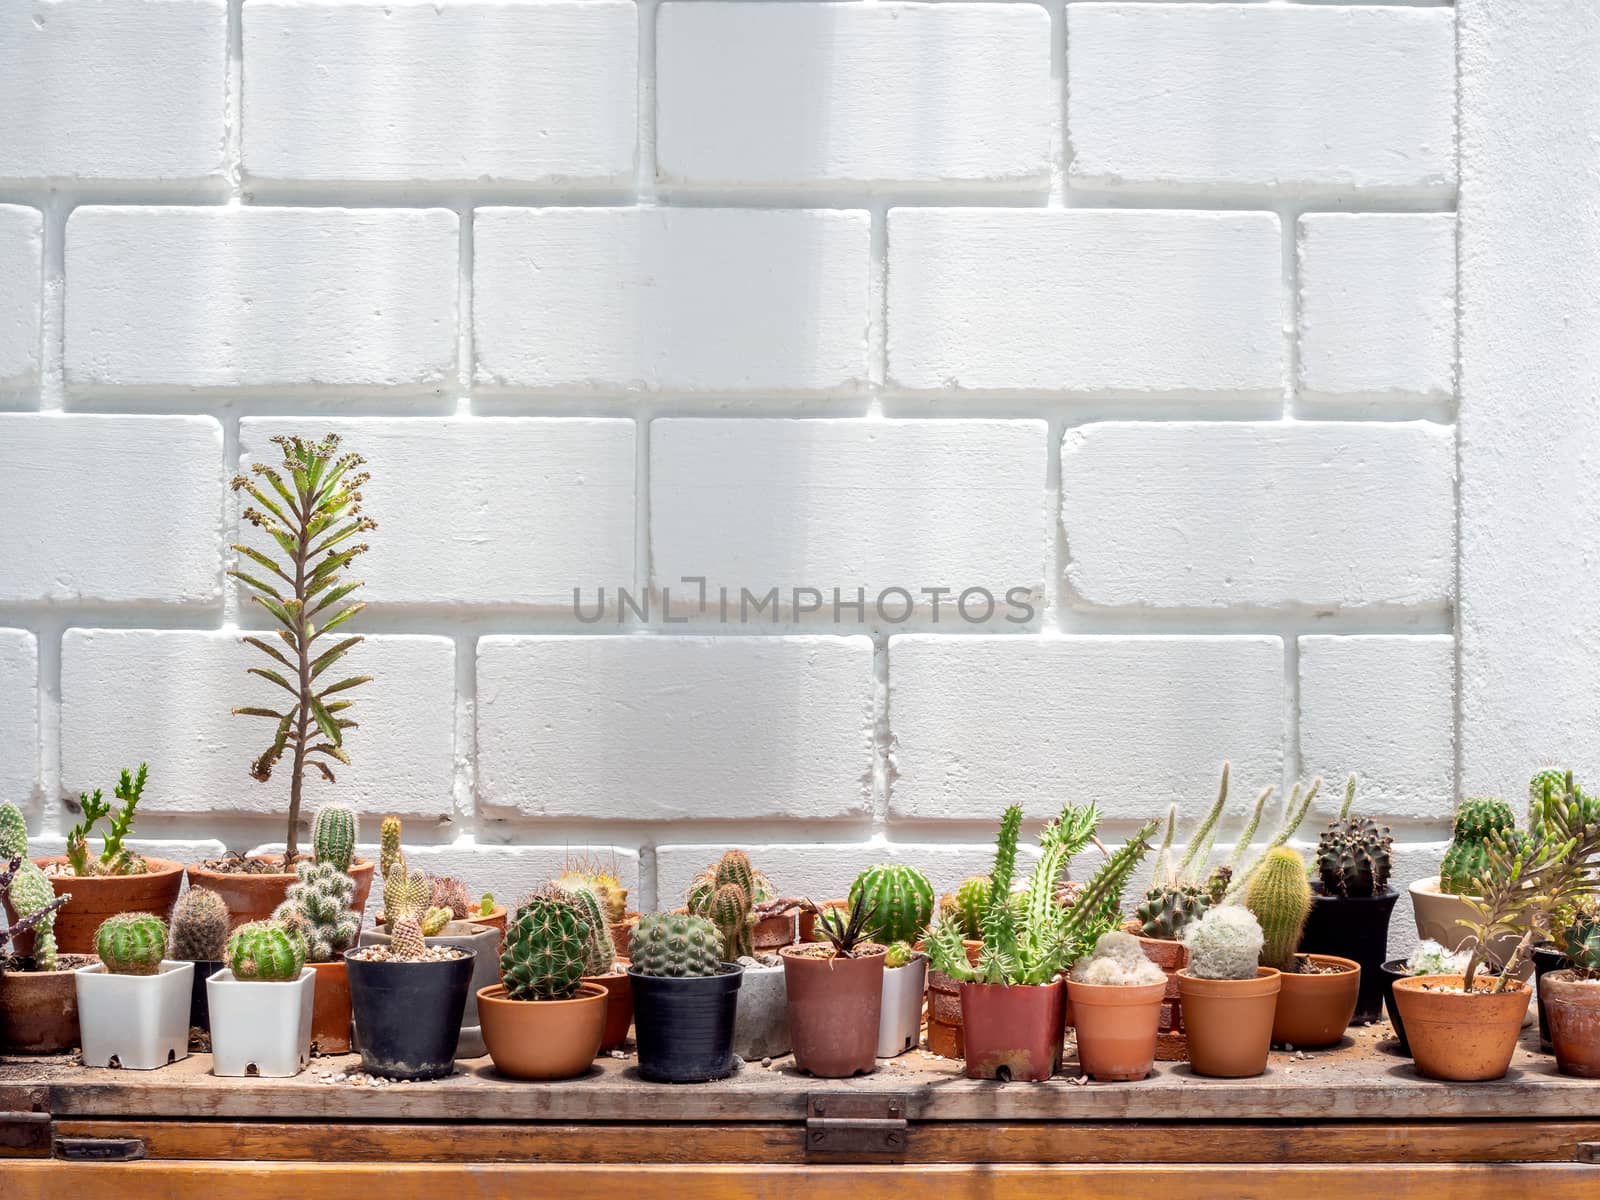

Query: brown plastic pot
[[608, 913, 641, 959], [1391, 974, 1530, 1081], [0, 956, 95, 1052], [307, 960, 352, 1055], [779, 943, 885, 1078], [1176, 968, 1281, 1078], [3, 858, 184, 955], [1271, 954, 1360, 1049], [1067, 978, 1165, 1082], [924, 938, 981, 1059], [185, 858, 374, 930], [477, 982, 606, 1080], [1534, 970, 1600, 1078], [584, 970, 634, 1053], [959, 978, 1066, 1082]]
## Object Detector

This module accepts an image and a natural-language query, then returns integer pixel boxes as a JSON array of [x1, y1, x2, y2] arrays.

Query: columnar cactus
[[557, 883, 616, 976], [312, 804, 358, 872], [1181, 904, 1264, 981], [273, 861, 360, 963], [628, 912, 724, 977], [228, 920, 307, 982], [1440, 797, 1518, 895], [9, 861, 64, 971], [95, 913, 168, 976], [686, 850, 758, 960], [169, 887, 230, 961], [501, 893, 591, 1001], [938, 875, 991, 940], [379, 815, 403, 880], [849, 864, 934, 944], [1244, 848, 1312, 973]]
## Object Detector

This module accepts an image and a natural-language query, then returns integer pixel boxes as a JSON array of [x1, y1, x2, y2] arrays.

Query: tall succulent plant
[[311, 804, 357, 872], [376, 816, 446, 958], [230, 433, 377, 864]]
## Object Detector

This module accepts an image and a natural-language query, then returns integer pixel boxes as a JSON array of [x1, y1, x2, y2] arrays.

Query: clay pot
[[608, 913, 641, 959], [3, 857, 185, 955], [584, 971, 634, 1053], [1391, 974, 1530, 1081], [752, 910, 800, 953], [478, 982, 606, 1080], [1176, 968, 1281, 1078], [1271, 954, 1360, 1049], [959, 978, 1066, 1082], [1298, 887, 1397, 1026], [307, 960, 352, 1055], [1533, 944, 1572, 1050], [1067, 978, 1164, 1082], [0, 956, 95, 1052], [924, 938, 981, 1059], [1539, 970, 1600, 1078], [780, 944, 885, 1078], [185, 858, 374, 930]]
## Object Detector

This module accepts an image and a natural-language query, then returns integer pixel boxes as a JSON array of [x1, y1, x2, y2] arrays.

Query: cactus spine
[[430, 875, 471, 921], [312, 804, 357, 872], [228, 920, 307, 981], [1181, 904, 1264, 981], [628, 912, 724, 977], [1244, 848, 1312, 973], [273, 860, 360, 962], [501, 893, 591, 1000], [686, 850, 758, 960], [95, 912, 168, 976], [556, 857, 628, 923], [557, 882, 616, 976], [849, 863, 934, 944], [377, 814, 433, 958], [169, 887, 230, 961], [0, 801, 26, 858]]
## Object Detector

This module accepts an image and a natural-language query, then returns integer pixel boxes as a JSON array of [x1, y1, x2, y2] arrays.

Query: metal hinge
[[805, 1093, 909, 1154], [1577, 1142, 1600, 1164], [55, 1135, 146, 1163], [0, 1111, 51, 1155]]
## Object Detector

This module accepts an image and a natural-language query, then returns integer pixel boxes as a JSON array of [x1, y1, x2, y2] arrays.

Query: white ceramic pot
[[207, 967, 316, 1078], [876, 955, 928, 1058], [75, 960, 193, 1070]]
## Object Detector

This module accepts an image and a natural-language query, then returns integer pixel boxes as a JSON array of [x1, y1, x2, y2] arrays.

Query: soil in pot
[[1271, 954, 1360, 1049], [1067, 977, 1165, 1082], [307, 960, 352, 1055], [1391, 973, 1530, 1081], [583, 970, 634, 1053], [478, 982, 607, 1080], [1176, 967, 1281, 1078], [1379, 959, 1412, 1054], [731, 955, 789, 1061], [628, 964, 743, 1084], [924, 938, 982, 1059], [345, 946, 476, 1080], [1540, 969, 1600, 1078], [1533, 944, 1573, 1051], [780, 943, 886, 1079], [0, 954, 95, 1053], [959, 978, 1066, 1082], [186, 856, 375, 929], [6, 858, 186, 956], [1298, 886, 1397, 1026]]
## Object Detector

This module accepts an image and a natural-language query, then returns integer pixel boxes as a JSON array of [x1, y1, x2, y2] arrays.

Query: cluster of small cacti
[[273, 860, 360, 963], [849, 863, 934, 944], [94, 912, 168, 976], [228, 920, 307, 982], [168, 887, 230, 961], [501, 892, 592, 1001], [1439, 797, 1518, 895], [430, 874, 472, 921], [937, 875, 991, 940], [628, 912, 724, 977], [378, 816, 435, 958], [311, 804, 358, 872], [0, 804, 68, 971], [556, 858, 629, 924], [686, 850, 756, 960], [1243, 848, 1312, 974], [1181, 904, 1264, 981]]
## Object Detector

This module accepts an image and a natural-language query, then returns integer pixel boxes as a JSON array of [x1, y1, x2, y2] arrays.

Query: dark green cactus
[[1316, 779, 1394, 898], [849, 863, 934, 944], [557, 882, 616, 976], [501, 893, 591, 1000], [311, 804, 357, 871], [95, 912, 168, 976], [168, 886, 230, 961], [1135, 883, 1213, 941], [1564, 910, 1600, 975], [1440, 797, 1518, 895], [628, 912, 724, 978], [227, 920, 307, 981]]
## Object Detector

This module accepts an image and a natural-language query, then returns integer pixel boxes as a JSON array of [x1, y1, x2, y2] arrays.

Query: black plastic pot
[[628, 964, 743, 1083], [1533, 944, 1573, 1051], [184, 960, 225, 1033], [1298, 885, 1398, 1026], [1379, 959, 1411, 1054], [344, 949, 476, 1080]]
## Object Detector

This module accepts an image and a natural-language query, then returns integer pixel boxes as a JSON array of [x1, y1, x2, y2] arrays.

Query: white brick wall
[[0, 206, 43, 391], [0, 631, 38, 809]]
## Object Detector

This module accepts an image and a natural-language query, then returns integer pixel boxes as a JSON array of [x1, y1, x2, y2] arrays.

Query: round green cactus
[[1244, 848, 1312, 973], [95, 912, 168, 976], [938, 875, 991, 940], [1135, 883, 1211, 941], [311, 804, 357, 872], [227, 920, 307, 982], [884, 941, 915, 969], [169, 886, 230, 961], [1316, 814, 1393, 898], [502, 893, 592, 1001], [628, 912, 724, 978], [850, 863, 934, 945], [1441, 797, 1518, 895]]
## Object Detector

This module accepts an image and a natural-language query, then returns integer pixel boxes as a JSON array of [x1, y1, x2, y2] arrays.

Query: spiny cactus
[[1244, 847, 1312, 973], [1440, 797, 1518, 895], [273, 861, 359, 963], [1316, 775, 1394, 897], [556, 857, 628, 923], [0, 856, 69, 973], [390, 917, 426, 959], [686, 851, 758, 960], [1181, 904, 1264, 981], [0, 801, 28, 858], [169, 887, 230, 961], [937, 875, 991, 940], [1072, 929, 1165, 987], [228, 920, 307, 982], [1564, 906, 1600, 975], [312, 804, 357, 872], [95, 912, 168, 976], [421, 906, 452, 936], [430, 874, 471, 921], [479, 892, 496, 916], [379, 815, 403, 879], [884, 941, 915, 969], [501, 893, 591, 1001], [849, 863, 934, 945], [65, 764, 150, 877], [557, 883, 616, 976], [628, 912, 724, 978]]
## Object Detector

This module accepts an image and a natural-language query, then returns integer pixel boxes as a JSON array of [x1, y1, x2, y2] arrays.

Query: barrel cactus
[[557, 882, 616, 976], [169, 886, 230, 961], [1135, 883, 1213, 941], [273, 860, 360, 963], [1317, 816, 1393, 897], [1440, 797, 1517, 895], [629, 912, 724, 978], [1243, 848, 1312, 973], [849, 863, 934, 944], [95, 912, 168, 976], [938, 875, 991, 940], [311, 804, 358, 872], [228, 920, 307, 982], [501, 893, 591, 1001], [1181, 904, 1264, 981]]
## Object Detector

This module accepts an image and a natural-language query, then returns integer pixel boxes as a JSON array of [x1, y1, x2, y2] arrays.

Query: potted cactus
[[477, 891, 608, 1079], [1067, 930, 1169, 1081], [780, 890, 887, 1078], [686, 850, 795, 1060], [1176, 905, 1280, 1077], [207, 920, 316, 1077], [555, 878, 631, 1052], [849, 863, 933, 1058], [1380, 939, 1472, 1055], [628, 912, 743, 1083], [188, 436, 378, 926], [557, 856, 636, 957], [0, 853, 78, 1053], [1299, 776, 1396, 1025], [167, 887, 231, 1034], [1410, 793, 1533, 971], [76, 913, 192, 1069], [925, 874, 989, 1058], [1242, 847, 1358, 1049], [273, 858, 360, 1054], [1539, 904, 1600, 1077], [876, 941, 929, 1058]]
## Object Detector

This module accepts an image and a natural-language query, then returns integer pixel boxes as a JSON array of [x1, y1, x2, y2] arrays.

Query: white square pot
[[877, 956, 929, 1058], [207, 967, 316, 1078], [75, 960, 193, 1070]]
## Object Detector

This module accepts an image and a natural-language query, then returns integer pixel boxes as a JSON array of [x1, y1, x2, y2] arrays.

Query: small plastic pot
[[1379, 959, 1413, 1053], [345, 949, 476, 1080], [1067, 977, 1165, 1081], [207, 967, 316, 1078], [781, 944, 885, 1078], [1298, 887, 1397, 1026], [359, 921, 499, 1058], [1533, 944, 1573, 1051], [1391, 974, 1529, 1081], [877, 955, 928, 1058], [76, 960, 193, 1070], [959, 978, 1066, 1082], [182, 959, 225, 1034], [478, 982, 607, 1080], [628, 964, 743, 1083], [1176, 968, 1281, 1078]]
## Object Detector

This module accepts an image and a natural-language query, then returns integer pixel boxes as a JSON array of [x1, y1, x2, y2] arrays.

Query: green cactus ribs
[[95, 912, 168, 976], [849, 863, 934, 945], [501, 893, 592, 1001], [312, 804, 358, 872], [1441, 797, 1518, 896], [227, 920, 308, 982], [937, 875, 991, 940], [629, 912, 725, 978], [1244, 848, 1312, 974]]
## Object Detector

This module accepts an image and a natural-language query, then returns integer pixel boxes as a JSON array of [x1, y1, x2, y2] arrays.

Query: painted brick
[[0, 206, 42, 389], [477, 636, 875, 820], [649, 419, 1047, 621], [887, 209, 1282, 395], [0, 0, 227, 180], [60, 630, 456, 818], [240, 418, 636, 608], [66, 207, 459, 389], [0, 415, 224, 604], [1298, 214, 1457, 403], [656, 2, 1051, 188], [0, 631, 38, 808], [888, 635, 1284, 820], [1061, 422, 1456, 609], [473, 208, 871, 393], [1067, 4, 1455, 192], [1386, 842, 1453, 961], [244, 0, 637, 184], [1298, 636, 1456, 822]]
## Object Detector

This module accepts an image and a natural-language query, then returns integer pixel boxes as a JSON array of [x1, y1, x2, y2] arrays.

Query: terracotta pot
[[1272, 954, 1360, 1049], [1127, 929, 1189, 1061], [307, 960, 352, 1055], [924, 938, 981, 1059], [478, 982, 606, 1080], [959, 978, 1066, 1082], [1176, 968, 1281, 1078], [608, 913, 640, 959], [1408, 877, 1532, 978], [1298, 887, 1397, 1026], [780, 944, 885, 1078], [1391, 974, 1530, 1081], [1539, 970, 1600, 1078], [752, 910, 800, 952], [0, 956, 95, 1052], [3, 857, 185, 955], [584, 971, 633, 1053], [1067, 978, 1164, 1082], [185, 858, 374, 930], [1533, 944, 1572, 1050]]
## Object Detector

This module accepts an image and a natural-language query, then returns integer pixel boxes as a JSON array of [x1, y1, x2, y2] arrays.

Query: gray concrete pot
[[358, 920, 500, 1058], [730, 960, 790, 1060]]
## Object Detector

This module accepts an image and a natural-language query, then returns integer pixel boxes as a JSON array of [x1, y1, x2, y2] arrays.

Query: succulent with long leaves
[[65, 763, 149, 877], [230, 433, 377, 864], [809, 889, 883, 958]]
